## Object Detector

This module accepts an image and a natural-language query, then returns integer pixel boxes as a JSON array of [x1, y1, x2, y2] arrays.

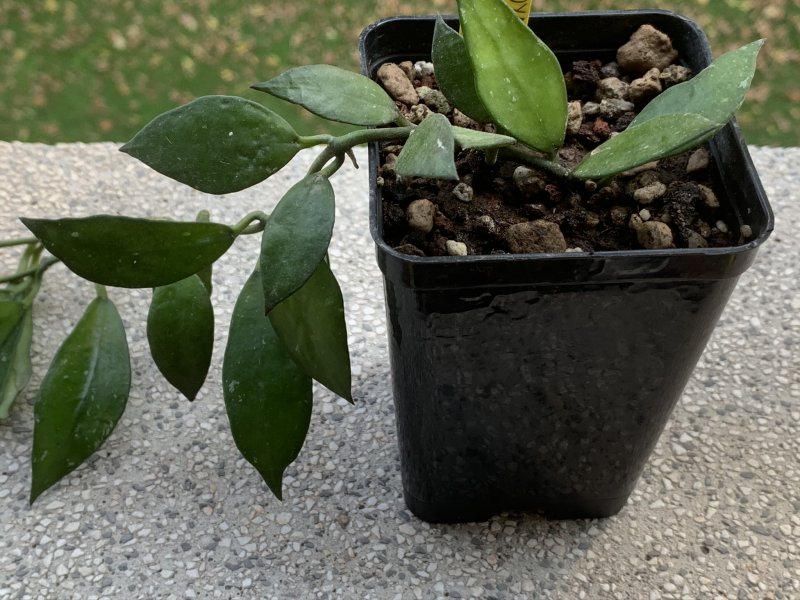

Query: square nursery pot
[[360, 10, 774, 523]]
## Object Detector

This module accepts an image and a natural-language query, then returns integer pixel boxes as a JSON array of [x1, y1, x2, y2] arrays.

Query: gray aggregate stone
[[0, 142, 798, 598]]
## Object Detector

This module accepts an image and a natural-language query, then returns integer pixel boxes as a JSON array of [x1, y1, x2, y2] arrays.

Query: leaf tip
[[264, 471, 284, 501]]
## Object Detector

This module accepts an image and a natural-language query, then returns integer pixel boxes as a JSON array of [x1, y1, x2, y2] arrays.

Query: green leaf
[[223, 268, 312, 499], [269, 259, 351, 402], [0, 301, 33, 420], [572, 114, 720, 180], [197, 263, 213, 295], [260, 174, 335, 314], [459, 0, 567, 153], [452, 126, 516, 150], [30, 297, 130, 503], [632, 40, 764, 128], [120, 96, 301, 195], [147, 275, 214, 401], [252, 65, 400, 127], [431, 16, 493, 123], [395, 113, 458, 180], [22, 216, 236, 288]]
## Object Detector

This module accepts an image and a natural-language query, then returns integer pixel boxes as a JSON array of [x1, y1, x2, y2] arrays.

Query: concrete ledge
[[0, 143, 798, 599]]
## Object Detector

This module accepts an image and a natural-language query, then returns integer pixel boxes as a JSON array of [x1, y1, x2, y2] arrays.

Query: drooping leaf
[[260, 174, 335, 314], [431, 16, 493, 123], [120, 96, 301, 194], [395, 113, 458, 180], [459, 0, 567, 153], [269, 259, 352, 402], [22, 216, 235, 288], [223, 268, 312, 499], [147, 275, 214, 401], [252, 65, 400, 127], [0, 301, 33, 420], [30, 297, 130, 503], [452, 126, 515, 150], [572, 114, 720, 180], [632, 40, 764, 128]]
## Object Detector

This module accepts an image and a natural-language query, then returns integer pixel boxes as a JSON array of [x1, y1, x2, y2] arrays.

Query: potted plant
[[0, 0, 771, 521]]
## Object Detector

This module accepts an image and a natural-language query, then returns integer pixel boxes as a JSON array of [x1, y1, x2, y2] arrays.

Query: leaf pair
[[573, 40, 764, 178], [223, 173, 351, 499], [224, 259, 350, 499], [433, 1, 567, 155]]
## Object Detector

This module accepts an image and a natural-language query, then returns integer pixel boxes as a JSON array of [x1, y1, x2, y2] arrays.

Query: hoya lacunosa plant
[[1, 0, 760, 503]]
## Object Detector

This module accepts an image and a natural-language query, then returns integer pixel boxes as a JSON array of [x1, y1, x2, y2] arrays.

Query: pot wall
[[361, 11, 774, 522]]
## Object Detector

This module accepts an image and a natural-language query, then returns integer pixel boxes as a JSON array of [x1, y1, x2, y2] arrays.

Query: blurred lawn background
[[1, 0, 797, 146]]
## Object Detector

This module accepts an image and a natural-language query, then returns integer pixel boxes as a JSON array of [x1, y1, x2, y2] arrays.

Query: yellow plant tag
[[504, 0, 533, 23]]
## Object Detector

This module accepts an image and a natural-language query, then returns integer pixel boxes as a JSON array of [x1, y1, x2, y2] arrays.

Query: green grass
[[1, 0, 797, 146]]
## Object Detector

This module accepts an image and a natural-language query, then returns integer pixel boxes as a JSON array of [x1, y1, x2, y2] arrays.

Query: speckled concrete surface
[[0, 142, 797, 600]]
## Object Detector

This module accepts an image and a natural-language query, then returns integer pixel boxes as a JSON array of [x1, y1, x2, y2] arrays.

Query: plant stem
[[319, 154, 346, 178], [94, 283, 108, 299], [231, 211, 270, 236], [298, 134, 334, 149], [21, 257, 58, 307], [307, 126, 414, 176], [500, 144, 573, 180], [0, 237, 39, 249]]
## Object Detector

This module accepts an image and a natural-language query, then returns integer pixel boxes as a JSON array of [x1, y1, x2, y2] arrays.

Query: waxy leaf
[[396, 113, 458, 180], [253, 65, 400, 126], [452, 126, 516, 150], [0, 301, 33, 420], [459, 0, 567, 153], [223, 268, 312, 499], [22, 216, 236, 288], [573, 114, 720, 180], [260, 174, 335, 314], [432, 17, 493, 123], [30, 297, 130, 503], [632, 40, 764, 128], [269, 259, 352, 402], [121, 96, 301, 194], [147, 275, 214, 401]]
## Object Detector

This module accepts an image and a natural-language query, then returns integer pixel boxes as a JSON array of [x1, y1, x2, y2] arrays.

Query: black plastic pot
[[360, 11, 774, 523]]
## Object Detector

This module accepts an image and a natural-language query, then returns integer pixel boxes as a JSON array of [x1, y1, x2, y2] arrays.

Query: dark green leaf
[[269, 259, 351, 402], [195, 210, 214, 294], [572, 114, 720, 180], [459, 0, 567, 153], [253, 65, 400, 127], [632, 40, 764, 128], [432, 17, 493, 123], [197, 264, 213, 295], [260, 174, 335, 314], [223, 268, 312, 499], [120, 96, 301, 195], [147, 275, 214, 401], [30, 297, 130, 503], [22, 216, 235, 288], [395, 114, 458, 180], [452, 126, 515, 150], [0, 301, 33, 420]]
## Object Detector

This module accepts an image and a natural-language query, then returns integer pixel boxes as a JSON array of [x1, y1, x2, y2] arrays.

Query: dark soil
[[377, 33, 748, 257]]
